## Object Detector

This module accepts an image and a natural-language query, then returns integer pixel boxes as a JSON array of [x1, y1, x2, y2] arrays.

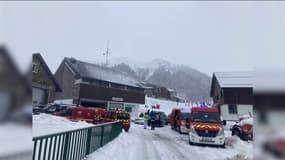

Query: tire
[[189, 139, 194, 145], [232, 129, 240, 137], [124, 128, 129, 132], [179, 127, 182, 134], [220, 143, 226, 148]]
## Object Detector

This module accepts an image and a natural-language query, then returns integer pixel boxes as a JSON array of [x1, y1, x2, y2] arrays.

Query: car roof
[[191, 107, 219, 113], [68, 107, 94, 111]]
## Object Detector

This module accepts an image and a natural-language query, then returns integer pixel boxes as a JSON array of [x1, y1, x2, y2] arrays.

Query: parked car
[[178, 112, 190, 134], [33, 104, 46, 114], [45, 103, 68, 114], [54, 107, 96, 123], [231, 116, 253, 141], [103, 110, 131, 132], [134, 112, 145, 125], [169, 108, 190, 134], [188, 107, 226, 148]]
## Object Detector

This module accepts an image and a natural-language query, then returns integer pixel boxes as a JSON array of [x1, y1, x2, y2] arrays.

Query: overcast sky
[[0, 1, 284, 76]]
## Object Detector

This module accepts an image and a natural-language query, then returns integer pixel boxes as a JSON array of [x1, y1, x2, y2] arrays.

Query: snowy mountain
[[109, 58, 211, 102]]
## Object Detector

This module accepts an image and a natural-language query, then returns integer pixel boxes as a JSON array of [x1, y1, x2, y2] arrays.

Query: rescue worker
[[143, 112, 149, 129], [150, 111, 156, 130]]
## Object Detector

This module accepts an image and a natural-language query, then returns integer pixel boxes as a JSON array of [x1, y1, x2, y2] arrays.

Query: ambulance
[[188, 107, 226, 147]]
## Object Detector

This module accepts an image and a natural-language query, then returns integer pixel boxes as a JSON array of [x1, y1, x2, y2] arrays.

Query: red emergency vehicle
[[170, 108, 190, 134], [103, 110, 131, 132], [188, 107, 226, 147], [89, 107, 106, 124], [54, 107, 96, 123]]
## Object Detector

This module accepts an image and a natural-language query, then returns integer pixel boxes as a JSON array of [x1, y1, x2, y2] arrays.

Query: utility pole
[[103, 40, 111, 66]]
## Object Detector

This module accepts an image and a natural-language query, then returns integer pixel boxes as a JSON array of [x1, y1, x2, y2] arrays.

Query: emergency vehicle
[[89, 107, 106, 124], [170, 108, 190, 134], [54, 107, 96, 123], [188, 107, 226, 147], [103, 110, 131, 132]]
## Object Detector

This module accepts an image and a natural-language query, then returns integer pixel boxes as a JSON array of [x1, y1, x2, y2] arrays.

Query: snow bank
[[33, 113, 94, 137]]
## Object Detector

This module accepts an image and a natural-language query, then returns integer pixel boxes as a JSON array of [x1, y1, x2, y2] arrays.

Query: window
[[125, 107, 132, 112], [228, 104, 238, 114], [32, 63, 39, 74]]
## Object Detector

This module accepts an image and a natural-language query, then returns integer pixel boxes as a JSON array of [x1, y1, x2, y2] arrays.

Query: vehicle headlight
[[190, 126, 197, 135], [217, 127, 224, 136]]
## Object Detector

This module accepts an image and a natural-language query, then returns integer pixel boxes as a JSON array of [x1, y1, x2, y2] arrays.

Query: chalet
[[54, 57, 145, 116], [210, 71, 253, 121], [142, 83, 180, 101], [32, 53, 62, 106], [0, 46, 31, 120]]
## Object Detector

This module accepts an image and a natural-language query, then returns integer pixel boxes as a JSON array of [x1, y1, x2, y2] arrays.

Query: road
[[88, 123, 252, 160]]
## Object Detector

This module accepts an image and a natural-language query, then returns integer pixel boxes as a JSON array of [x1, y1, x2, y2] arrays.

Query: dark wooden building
[[0, 46, 31, 120], [54, 57, 145, 115], [210, 72, 253, 121], [142, 83, 181, 101], [32, 53, 61, 106]]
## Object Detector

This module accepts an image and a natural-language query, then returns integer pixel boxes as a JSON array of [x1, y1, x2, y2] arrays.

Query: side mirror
[[222, 120, 227, 126]]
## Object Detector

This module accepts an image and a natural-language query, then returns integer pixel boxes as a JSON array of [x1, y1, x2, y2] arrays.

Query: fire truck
[[103, 110, 131, 132], [188, 107, 226, 147]]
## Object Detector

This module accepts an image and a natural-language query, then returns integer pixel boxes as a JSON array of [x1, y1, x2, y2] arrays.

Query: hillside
[[110, 58, 211, 102]]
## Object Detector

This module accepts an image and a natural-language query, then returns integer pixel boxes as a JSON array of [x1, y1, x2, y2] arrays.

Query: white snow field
[[142, 96, 193, 115], [88, 123, 253, 160], [33, 113, 94, 137]]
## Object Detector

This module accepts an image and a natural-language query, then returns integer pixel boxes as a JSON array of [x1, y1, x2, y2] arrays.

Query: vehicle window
[[117, 113, 129, 120], [47, 106, 56, 112], [60, 109, 73, 116], [180, 113, 190, 120], [191, 112, 220, 123]]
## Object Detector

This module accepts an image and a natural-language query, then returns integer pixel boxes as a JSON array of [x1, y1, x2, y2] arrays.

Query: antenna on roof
[[103, 40, 111, 66]]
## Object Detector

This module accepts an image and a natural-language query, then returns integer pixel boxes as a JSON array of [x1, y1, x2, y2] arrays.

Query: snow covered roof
[[65, 58, 142, 88], [213, 71, 253, 88]]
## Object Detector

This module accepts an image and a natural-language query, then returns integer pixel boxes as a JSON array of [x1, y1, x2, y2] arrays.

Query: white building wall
[[220, 104, 253, 121]]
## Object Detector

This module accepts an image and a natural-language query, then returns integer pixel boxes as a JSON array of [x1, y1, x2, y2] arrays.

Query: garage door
[[32, 87, 47, 105], [0, 91, 11, 120]]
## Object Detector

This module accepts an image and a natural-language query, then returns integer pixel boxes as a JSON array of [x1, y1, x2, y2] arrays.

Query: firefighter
[[143, 112, 149, 129], [150, 111, 156, 130]]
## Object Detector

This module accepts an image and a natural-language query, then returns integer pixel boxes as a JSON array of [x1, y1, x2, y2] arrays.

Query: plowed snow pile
[[33, 113, 94, 137]]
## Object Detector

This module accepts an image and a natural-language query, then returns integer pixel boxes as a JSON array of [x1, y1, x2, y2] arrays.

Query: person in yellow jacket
[[143, 112, 149, 129]]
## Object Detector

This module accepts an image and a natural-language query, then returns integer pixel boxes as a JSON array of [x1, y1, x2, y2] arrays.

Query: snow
[[87, 123, 253, 160], [239, 118, 253, 126], [142, 96, 192, 115], [33, 113, 94, 137], [0, 123, 32, 158]]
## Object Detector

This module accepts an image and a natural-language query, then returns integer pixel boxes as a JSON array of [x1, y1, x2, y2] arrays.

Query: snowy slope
[[87, 123, 253, 160], [33, 114, 94, 137], [141, 96, 193, 115]]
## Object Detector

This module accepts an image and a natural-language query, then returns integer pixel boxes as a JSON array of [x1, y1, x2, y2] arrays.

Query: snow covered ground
[[88, 123, 253, 160], [33, 113, 94, 137]]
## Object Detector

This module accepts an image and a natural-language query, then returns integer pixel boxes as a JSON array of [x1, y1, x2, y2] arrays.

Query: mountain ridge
[[109, 58, 211, 102]]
